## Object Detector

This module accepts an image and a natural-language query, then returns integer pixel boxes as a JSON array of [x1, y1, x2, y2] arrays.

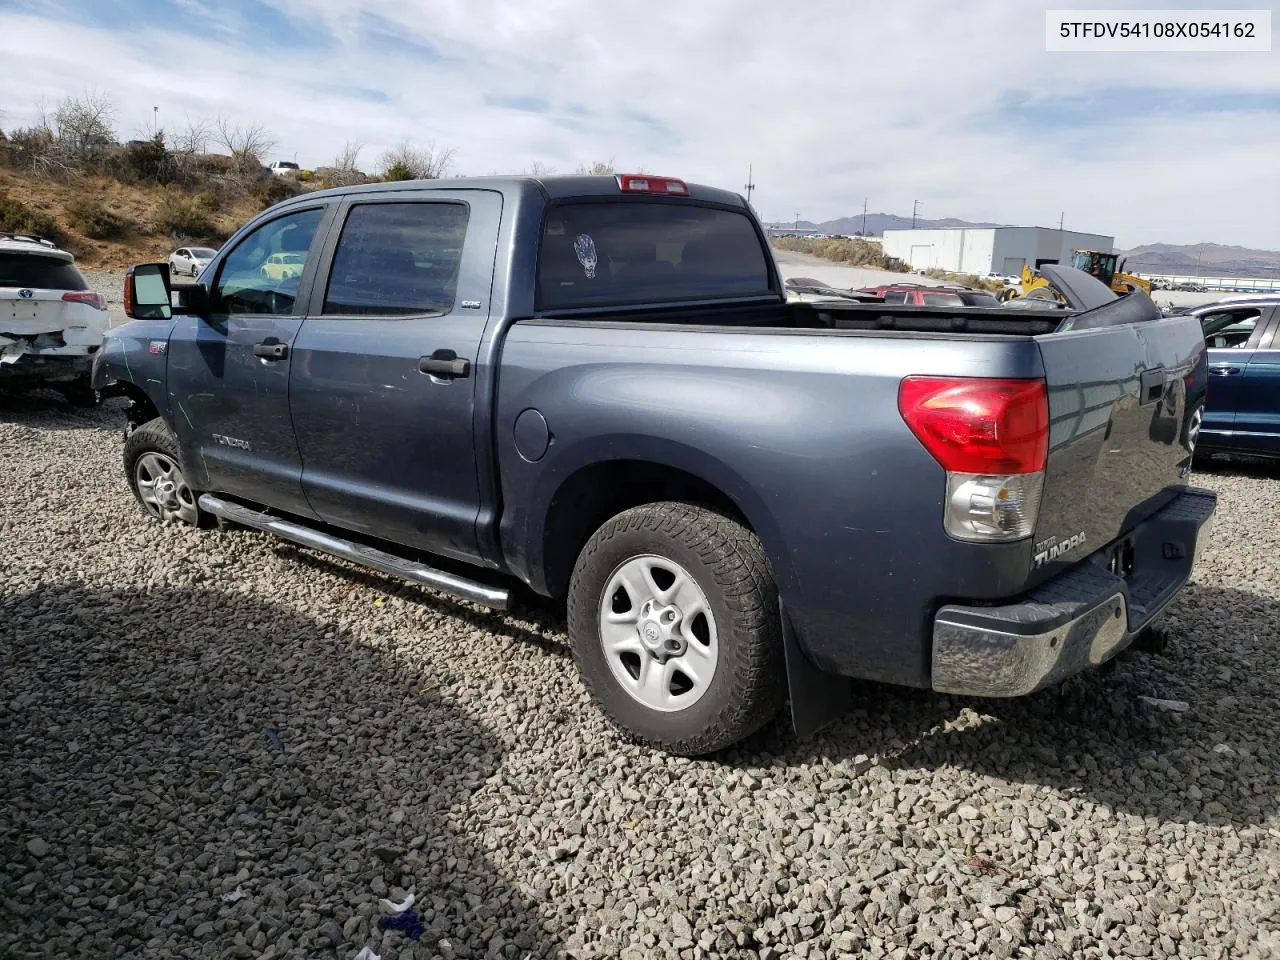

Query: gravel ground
[[80, 269, 128, 329], [2, 396, 1278, 960]]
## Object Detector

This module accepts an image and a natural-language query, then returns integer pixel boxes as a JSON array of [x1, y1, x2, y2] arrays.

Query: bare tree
[[524, 160, 556, 176], [171, 116, 211, 155], [53, 89, 116, 155], [215, 115, 276, 176], [378, 140, 455, 180], [574, 158, 616, 175], [327, 140, 364, 185]]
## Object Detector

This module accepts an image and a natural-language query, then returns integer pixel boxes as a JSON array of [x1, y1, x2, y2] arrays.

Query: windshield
[[537, 201, 772, 309], [0, 252, 89, 291], [190, 247, 217, 258]]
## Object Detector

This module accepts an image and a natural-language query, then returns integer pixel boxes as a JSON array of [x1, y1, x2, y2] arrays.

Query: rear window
[[536, 201, 771, 310], [0, 253, 88, 291], [958, 291, 1001, 307]]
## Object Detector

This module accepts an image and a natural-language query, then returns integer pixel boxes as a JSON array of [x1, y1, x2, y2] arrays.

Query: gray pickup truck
[[95, 173, 1216, 755]]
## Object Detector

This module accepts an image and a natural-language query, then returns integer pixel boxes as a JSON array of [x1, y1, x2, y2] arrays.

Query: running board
[[197, 494, 510, 610]]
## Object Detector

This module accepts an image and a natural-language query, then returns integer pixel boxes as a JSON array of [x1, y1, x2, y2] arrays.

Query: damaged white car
[[1, 233, 109, 405]]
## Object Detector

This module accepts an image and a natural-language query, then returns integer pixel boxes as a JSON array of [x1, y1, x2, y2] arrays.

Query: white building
[[881, 226, 1115, 276]]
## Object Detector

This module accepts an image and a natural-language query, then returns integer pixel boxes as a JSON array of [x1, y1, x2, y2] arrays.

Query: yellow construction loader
[[999, 250, 1153, 302]]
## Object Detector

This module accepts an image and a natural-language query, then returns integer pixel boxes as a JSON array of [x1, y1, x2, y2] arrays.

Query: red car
[[859, 283, 1001, 308]]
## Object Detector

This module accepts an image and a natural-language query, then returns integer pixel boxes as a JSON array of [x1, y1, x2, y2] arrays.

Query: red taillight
[[616, 173, 689, 196], [62, 290, 107, 311], [898, 376, 1049, 475]]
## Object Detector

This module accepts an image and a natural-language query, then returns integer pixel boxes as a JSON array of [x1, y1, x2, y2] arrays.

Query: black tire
[[567, 502, 785, 755], [123, 417, 209, 527]]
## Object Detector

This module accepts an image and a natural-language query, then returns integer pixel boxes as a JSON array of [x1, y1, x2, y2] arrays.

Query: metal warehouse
[[881, 226, 1116, 276]]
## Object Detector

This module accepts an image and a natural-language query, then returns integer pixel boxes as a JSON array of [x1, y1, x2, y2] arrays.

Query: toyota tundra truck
[[93, 174, 1216, 755]]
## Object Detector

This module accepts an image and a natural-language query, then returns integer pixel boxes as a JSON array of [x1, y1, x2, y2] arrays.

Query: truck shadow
[[0, 391, 124, 431], [0, 583, 559, 960], [765, 582, 1277, 828], [279, 546, 572, 662]]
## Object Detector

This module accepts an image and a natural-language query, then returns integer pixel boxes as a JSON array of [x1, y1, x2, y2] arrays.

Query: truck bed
[[539, 299, 1064, 336]]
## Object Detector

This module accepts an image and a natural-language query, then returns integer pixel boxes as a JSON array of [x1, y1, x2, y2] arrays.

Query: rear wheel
[[567, 502, 785, 755], [124, 417, 205, 526]]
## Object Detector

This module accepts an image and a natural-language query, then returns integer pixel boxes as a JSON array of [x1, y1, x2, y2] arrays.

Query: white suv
[[0, 233, 110, 404]]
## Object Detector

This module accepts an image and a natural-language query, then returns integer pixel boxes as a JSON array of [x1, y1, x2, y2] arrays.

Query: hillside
[[0, 167, 262, 270], [781, 213, 1007, 237], [1117, 242, 1280, 279]]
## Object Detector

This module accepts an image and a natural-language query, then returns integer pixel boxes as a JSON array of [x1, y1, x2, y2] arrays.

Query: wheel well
[[113, 382, 161, 431], [541, 460, 752, 600]]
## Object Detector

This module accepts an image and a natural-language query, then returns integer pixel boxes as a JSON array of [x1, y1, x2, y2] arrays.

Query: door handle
[[1139, 366, 1165, 405], [1210, 365, 1241, 377], [418, 350, 471, 379], [253, 339, 288, 360]]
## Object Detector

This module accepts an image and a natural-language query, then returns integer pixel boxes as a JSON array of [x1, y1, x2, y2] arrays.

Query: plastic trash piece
[[1138, 696, 1190, 712], [221, 887, 246, 903], [353, 948, 381, 960], [379, 892, 415, 914], [378, 911, 424, 941]]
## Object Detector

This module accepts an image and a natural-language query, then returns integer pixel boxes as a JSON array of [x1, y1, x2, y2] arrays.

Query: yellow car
[[259, 252, 305, 281]]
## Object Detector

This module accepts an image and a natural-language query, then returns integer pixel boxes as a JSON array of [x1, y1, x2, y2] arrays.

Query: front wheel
[[124, 417, 206, 526], [567, 502, 785, 755]]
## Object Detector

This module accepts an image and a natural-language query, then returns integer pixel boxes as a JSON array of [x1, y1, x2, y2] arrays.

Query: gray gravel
[[80, 269, 128, 329], [2, 396, 1278, 960]]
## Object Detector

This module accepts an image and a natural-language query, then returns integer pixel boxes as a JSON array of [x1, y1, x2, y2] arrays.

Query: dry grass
[[771, 235, 910, 273], [0, 169, 259, 268], [920, 267, 1006, 293]]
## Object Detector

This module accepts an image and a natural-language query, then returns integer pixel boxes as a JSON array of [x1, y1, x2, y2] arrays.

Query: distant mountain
[[774, 213, 1005, 237], [1117, 242, 1280, 279]]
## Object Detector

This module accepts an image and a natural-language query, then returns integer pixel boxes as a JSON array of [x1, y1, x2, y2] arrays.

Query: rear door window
[[922, 292, 966, 306], [536, 201, 771, 309], [323, 202, 469, 316], [0, 253, 88, 291]]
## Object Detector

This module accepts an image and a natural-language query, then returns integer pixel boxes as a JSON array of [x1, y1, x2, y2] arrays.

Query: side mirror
[[124, 263, 212, 320], [124, 263, 173, 320]]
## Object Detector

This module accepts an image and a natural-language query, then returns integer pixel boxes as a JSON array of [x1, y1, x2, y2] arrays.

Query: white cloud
[[0, 0, 1276, 247]]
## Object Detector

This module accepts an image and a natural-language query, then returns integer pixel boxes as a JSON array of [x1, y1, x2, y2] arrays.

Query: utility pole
[[1058, 211, 1064, 231], [911, 200, 920, 229], [795, 212, 800, 231], [152, 106, 159, 135], [861, 197, 867, 236], [743, 164, 756, 208], [1196, 245, 1204, 276]]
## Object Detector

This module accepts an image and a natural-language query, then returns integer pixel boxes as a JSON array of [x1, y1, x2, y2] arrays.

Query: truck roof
[[283, 174, 749, 209]]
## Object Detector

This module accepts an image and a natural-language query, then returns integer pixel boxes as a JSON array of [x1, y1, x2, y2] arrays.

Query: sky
[[0, 0, 1276, 249]]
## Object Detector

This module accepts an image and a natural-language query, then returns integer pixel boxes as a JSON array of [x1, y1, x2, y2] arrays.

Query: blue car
[[1194, 297, 1280, 458]]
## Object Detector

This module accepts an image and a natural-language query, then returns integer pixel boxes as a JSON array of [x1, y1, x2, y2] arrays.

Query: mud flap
[[780, 599, 853, 738]]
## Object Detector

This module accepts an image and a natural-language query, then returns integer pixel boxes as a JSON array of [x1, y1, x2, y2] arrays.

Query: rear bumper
[[931, 487, 1216, 697], [0, 352, 94, 385]]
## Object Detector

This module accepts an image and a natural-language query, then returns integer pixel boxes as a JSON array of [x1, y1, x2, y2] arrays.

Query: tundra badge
[[1033, 531, 1087, 568], [211, 434, 251, 451]]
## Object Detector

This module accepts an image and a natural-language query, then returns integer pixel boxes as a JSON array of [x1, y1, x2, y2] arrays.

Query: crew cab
[[94, 174, 1217, 755]]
